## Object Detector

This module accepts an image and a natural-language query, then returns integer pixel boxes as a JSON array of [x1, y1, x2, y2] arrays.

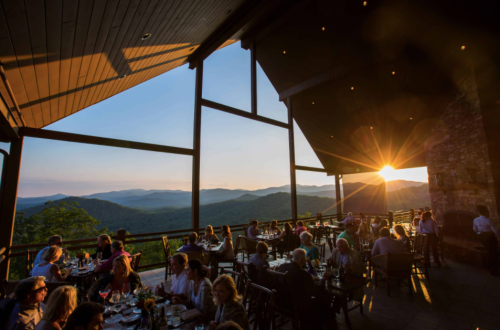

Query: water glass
[[171, 312, 181, 327], [97, 252, 102, 261], [333, 268, 340, 283], [195, 324, 204, 330], [111, 290, 120, 303]]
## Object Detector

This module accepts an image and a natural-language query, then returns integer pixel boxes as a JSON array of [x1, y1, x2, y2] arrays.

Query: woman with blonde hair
[[31, 247, 72, 282], [34, 286, 77, 330], [201, 225, 219, 243], [209, 275, 249, 330], [91, 234, 112, 260], [357, 222, 372, 241], [88, 254, 142, 301]]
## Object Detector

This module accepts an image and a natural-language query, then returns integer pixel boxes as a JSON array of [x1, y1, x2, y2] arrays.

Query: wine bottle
[[339, 261, 345, 282], [158, 306, 168, 330]]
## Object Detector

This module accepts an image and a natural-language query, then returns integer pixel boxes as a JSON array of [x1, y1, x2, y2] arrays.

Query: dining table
[[255, 234, 281, 259], [175, 243, 223, 253]]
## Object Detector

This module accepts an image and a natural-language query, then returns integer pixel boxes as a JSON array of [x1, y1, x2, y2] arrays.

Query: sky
[[0, 42, 428, 197]]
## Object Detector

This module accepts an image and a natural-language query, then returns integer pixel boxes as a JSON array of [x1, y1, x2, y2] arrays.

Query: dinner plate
[[122, 313, 141, 323], [105, 314, 123, 324], [166, 305, 186, 316], [100, 259, 108, 263]]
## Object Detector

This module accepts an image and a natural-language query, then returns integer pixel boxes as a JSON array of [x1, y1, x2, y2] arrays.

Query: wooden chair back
[[235, 260, 258, 284], [265, 269, 299, 320], [413, 234, 426, 255], [243, 225, 250, 237], [240, 237, 258, 261], [25, 250, 40, 278], [161, 236, 172, 260], [313, 243, 326, 262], [242, 281, 276, 330], [220, 268, 246, 295], [327, 236, 334, 253], [129, 250, 143, 272], [185, 251, 210, 266], [372, 252, 414, 273]]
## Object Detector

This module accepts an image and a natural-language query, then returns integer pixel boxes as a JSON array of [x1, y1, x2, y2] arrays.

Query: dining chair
[[161, 236, 172, 281], [412, 234, 430, 280], [220, 267, 247, 295], [326, 236, 335, 254], [129, 250, 143, 272], [313, 243, 326, 263], [372, 252, 414, 296], [25, 249, 39, 278], [235, 260, 259, 285], [239, 236, 258, 262], [242, 280, 276, 330], [265, 268, 300, 330]]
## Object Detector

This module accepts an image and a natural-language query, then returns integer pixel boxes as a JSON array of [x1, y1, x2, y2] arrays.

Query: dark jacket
[[88, 272, 142, 302], [90, 244, 112, 260], [278, 262, 324, 310]]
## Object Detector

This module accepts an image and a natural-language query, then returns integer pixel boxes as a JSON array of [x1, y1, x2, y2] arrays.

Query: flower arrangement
[[76, 252, 89, 259], [136, 287, 156, 313], [311, 259, 320, 267]]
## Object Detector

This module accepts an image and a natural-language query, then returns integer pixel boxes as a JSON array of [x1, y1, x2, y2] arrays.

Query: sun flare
[[379, 165, 396, 182]]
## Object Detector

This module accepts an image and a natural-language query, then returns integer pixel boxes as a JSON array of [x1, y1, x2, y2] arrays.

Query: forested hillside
[[386, 184, 430, 211]]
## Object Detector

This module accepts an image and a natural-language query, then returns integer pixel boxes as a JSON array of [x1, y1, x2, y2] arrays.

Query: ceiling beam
[[0, 92, 19, 141], [188, 0, 281, 69], [295, 165, 327, 173]]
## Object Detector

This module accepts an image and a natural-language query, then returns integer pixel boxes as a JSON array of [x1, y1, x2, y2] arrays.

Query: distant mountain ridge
[[16, 180, 427, 210]]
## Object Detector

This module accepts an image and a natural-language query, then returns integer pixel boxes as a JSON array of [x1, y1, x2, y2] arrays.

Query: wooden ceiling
[[247, 0, 500, 174], [0, 0, 249, 129]]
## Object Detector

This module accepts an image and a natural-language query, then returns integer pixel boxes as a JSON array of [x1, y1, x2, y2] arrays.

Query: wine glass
[[99, 289, 111, 308], [97, 252, 102, 262], [122, 282, 131, 304], [171, 312, 181, 327], [333, 268, 340, 284]]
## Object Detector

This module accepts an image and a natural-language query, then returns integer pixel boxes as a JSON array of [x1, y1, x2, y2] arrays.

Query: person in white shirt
[[419, 211, 441, 267], [371, 228, 403, 256], [156, 253, 190, 300], [473, 205, 499, 275], [343, 212, 355, 226]]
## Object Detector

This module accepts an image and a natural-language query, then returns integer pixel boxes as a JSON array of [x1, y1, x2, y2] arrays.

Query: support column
[[251, 41, 257, 116], [335, 174, 342, 220], [0, 137, 24, 279], [287, 97, 297, 221], [192, 61, 203, 233]]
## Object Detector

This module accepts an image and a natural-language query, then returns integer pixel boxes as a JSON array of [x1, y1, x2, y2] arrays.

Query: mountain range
[[16, 180, 426, 211]]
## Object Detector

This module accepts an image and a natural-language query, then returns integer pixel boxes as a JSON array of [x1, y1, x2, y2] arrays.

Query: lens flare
[[379, 165, 396, 181]]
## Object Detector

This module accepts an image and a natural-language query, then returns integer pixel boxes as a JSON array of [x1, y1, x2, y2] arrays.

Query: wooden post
[[192, 61, 203, 233], [0, 137, 24, 279], [287, 97, 297, 222], [117, 229, 126, 244], [410, 208, 415, 222], [335, 174, 342, 221], [388, 211, 394, 228], [251, 41, 257, 116]]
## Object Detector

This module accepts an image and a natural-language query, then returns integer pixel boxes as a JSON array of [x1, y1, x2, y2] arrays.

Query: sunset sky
[[0, 42, 428, 197]]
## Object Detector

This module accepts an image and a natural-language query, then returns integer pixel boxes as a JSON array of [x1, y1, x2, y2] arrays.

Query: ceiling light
[[370, 127, 373, 129], [322, 27, 325, 31], [392, 71, 396, 75], [312, 101, 315, 105], [119, 74, 127, 80], [351, 87, 354, 90], [410, 117, 413, 120], [283, 51, 286, 55], [141, 33, 152, 41], [331, 136, 334, 138], [461, 45, 466, 50], [363, 1, 367, 6]]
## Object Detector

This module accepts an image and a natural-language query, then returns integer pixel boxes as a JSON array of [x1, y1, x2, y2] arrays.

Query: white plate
[[105, 314, 123, 324], [166, 305, 186, 316], [122, 314, 141, 323]]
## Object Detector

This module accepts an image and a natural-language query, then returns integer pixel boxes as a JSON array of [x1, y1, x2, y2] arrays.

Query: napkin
[[180, 309, 203, 321]]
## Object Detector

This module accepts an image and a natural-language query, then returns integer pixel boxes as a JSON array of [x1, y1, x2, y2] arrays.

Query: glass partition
[[295, 171, 337, 218], [257, 63, 288, 122]]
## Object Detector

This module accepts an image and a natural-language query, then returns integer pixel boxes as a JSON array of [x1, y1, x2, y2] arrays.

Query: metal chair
[[161, 236, 172, 281], [242, 280, 276, 330], [129, 250, 143, 272]]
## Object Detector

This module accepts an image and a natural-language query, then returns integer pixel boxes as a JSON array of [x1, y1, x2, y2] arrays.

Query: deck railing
[[7, 209, 422, 274]]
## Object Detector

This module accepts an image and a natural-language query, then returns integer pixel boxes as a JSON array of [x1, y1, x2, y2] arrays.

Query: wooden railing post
[[117, 229, 126, 244], [388, 211, 394, 228], [410, 208, 415, 221]]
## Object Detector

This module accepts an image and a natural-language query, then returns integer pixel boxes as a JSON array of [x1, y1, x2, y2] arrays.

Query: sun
[[379, 165, 396, 182]]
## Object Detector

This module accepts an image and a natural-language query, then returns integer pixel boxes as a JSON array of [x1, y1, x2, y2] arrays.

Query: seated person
[[247, 220, 260, 239], [248, 242, 270, 285], [179, 233, 207, 253], [269, 220, 282, 235], [31, 247, 72, 282], [379, 219, 389, 229], [214, 225, 234, 260], [156, 253, 190, 300], [209, 275, 249, 330], [34, 286, 77, 330], [394, 224, 411, 252], [371, 216, 382, 236], [6, 276, 47, 330], [172, 260, 216, 322], [342, 212, 356, 226], [359, 212, 367, 224], [371, 228, 403, 256], [337, 223, 357, 249], [327, 238, 365, 301], [33, 236, 68, 268], [278, 249, 329, 330], [276, 223, 293, 249], [90, 234, 112, 260], [357, 222, 372, 241], [88, 255, 142, 302], [293, 221, 308, 236], [299, 231, 320, 261], [93, 240, 130, 273], [200, 225, 219, 243], [63, 302, 104, 330]]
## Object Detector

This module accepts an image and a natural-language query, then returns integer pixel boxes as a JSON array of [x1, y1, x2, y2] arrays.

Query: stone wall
[[425, 71, 499, 225]]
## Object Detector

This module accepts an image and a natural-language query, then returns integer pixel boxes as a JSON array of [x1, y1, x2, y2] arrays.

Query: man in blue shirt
[[33, 235, 68, 268], [473, 205, 500, 275], [179, 233, 208, 252]]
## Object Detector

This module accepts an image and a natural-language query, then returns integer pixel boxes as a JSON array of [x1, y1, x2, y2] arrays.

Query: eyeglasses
[[31, 286, 48, 294]]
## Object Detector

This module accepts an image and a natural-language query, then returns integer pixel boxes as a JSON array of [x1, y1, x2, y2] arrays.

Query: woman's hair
[[65, 302, 104, 330], [172, 253, 188, 266], [256, 241, 268, 255], [422, 211, 433, 222], [374, 216, 382, 224], [250, 219, 258, 226], [271, 220, 278, 228], [284, 222, 292, 233], [296, 220, 304, 227], [205, 225, 214, 234], [98, 234, 112, 246], [222, 225, 232, 238], [380, 219, 388, 228], [213, 274, 240, 305], [300, 231, 313, 242], [43, 246, 63, 263], [394, 224, 408, 238], [187, 259, 206, 278], [358, 222, 369, 234], [112, 254, 132, 277], [42, 286, 77, 322], [111, 240, 124, 251]]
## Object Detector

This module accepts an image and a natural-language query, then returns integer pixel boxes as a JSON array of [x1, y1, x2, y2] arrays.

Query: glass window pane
[[203, 42, 251, 112], [257, 63, 287, 122], [296, 171, 337, 218], [46, 66, 195, 149], [294, 120, 323, 168]]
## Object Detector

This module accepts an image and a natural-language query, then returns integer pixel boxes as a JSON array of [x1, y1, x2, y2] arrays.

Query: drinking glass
[[111, 290, 120, 303], [122, 283, 130, 304], [97, 252, 102, 261], [333, 268, 340, 283], [195, 324, 204, 330], [171, 312, 181, 327]]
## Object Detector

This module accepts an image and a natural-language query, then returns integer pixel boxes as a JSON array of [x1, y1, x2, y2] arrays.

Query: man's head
[[15, 276, 47, 304], [292, 248, 307, 267], [348, 212, 352, 217], [110, 241, 124, 254], [64, 302, 104, 330], [477, 205, 490, 217], [296, 221, 304, 227], [171, 253, 188, 275], [256, 241, 268, 256], [345, 223, 355, 234], [417, 211, 423, 216], [250, 219, 258, 227], [48, 235, 62, 247], [380, 227, 390, 238], [336, 238, 349, 254], [188, 232, 198, 244]]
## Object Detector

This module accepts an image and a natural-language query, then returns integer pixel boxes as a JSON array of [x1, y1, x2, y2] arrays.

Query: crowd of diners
[[3, 204, 499, 330]]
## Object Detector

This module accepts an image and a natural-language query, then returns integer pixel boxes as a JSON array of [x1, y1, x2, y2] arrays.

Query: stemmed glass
[[333, 268, 340, 284], [97, 252, 102, 262], [122, 282, 131, 305], [99, 289, 111, 309]]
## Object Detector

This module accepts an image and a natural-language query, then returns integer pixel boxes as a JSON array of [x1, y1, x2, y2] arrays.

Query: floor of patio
[[139, 249, 500, 330]]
